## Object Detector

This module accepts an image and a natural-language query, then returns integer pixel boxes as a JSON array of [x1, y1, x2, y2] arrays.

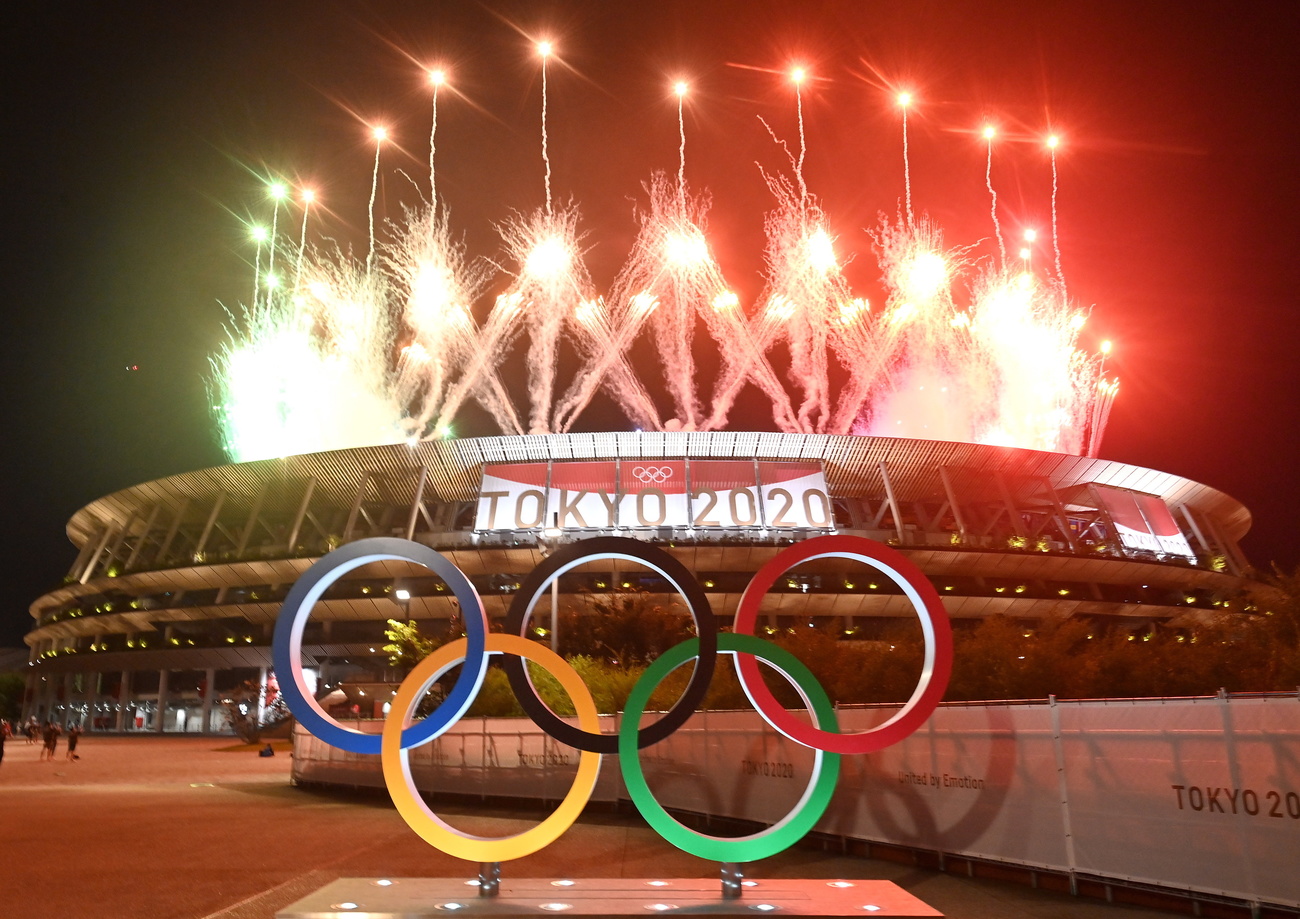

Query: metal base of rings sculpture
[[273, 533, 952, 896]]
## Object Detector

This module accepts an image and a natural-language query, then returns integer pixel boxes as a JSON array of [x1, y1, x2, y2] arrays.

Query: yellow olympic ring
[[381, 634, 603, 862]]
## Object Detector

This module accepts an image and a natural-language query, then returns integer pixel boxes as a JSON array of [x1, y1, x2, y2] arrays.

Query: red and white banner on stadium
[[475, 459, 832, 531], [1093, 484, 1197, 560]]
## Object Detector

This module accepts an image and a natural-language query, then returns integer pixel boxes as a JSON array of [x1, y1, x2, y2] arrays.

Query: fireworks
[[211, 249, 406, 460], [212, 50, 1117, 463]]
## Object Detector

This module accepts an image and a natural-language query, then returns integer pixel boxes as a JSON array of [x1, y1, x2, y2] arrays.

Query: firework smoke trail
[[900, 94, 914, 227], [435, 290, 526, 435], [703, 125, 823, 433], [267, 187, 284, 297], [826, 220, 942, 435], [702, 309, 800, 434], [793, 70, 809, 203], [700, 291, 801, 432], [1086, 378, 1119, 457], [693, 175, 805, 433], [1049, 137, 1064, 291], [429, 71, 444, 206], [367, 129, 385, 274], [826, 219, 963, 434], [700, 286, 806, 433], [695, 179, 812, 433], [250, 227, 265, 313], [676, 84, 687, 207], [293, 190, 314, 294], [651, 192, 708, 430], [539, 44, 553, 216], [824, 295, 884, 432], [398, 72, 527, 437], [1084, 341, 1116, 456], [553, 294, 662, 432], [985, 130, 1006, 264]]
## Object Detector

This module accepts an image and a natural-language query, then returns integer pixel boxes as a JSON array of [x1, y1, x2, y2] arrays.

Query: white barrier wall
[[292, 714, 625, 804], [823, 705, 1071, 869], [292, 695, 1299, 907], [1057, 697, 1299, 905]]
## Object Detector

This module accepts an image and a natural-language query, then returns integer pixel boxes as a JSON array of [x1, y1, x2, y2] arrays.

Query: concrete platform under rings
[[276, 878, 942, 918]]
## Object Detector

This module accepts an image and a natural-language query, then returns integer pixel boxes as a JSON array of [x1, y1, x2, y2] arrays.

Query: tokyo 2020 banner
[[475, 459, 833, 531], [273, 534, 952, 864]]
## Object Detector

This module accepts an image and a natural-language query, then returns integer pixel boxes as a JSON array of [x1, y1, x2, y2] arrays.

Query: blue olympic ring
[[271, 537, 489, 755]]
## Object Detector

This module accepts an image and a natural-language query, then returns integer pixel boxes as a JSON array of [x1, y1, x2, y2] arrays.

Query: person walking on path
[[66, 726, 81, 761], [40, 722, 61, 762]]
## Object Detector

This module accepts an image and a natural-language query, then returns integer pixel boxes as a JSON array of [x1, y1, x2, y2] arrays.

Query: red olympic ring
[[731, 534, 953, 755]]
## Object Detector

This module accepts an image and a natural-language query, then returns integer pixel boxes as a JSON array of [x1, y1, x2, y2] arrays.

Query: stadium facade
[[22, 432, 1257, 732]]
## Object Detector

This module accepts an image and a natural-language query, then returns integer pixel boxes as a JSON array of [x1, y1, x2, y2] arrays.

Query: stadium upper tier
[[28, 432, 1253, 653]]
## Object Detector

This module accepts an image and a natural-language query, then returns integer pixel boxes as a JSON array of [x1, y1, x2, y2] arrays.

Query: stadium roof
[[67, 434, 1251, 547]]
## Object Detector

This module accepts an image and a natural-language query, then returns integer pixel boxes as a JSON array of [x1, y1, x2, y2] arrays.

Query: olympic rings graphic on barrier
[[503, 537, 716, 753], [275, 532, 952, 863]]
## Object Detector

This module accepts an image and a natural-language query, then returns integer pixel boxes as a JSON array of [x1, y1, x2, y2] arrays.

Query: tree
[[1253, 565, 1300, 688], [555, 589, 694, 667], [0, 672, 25, 721], [383, 618, 441, 674]]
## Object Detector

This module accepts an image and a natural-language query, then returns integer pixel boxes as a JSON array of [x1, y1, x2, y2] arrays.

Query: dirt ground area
[[0, 734, 1174, 919]]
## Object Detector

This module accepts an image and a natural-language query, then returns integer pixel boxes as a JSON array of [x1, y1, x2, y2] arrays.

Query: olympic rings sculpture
[[274, 533, 952, 864]]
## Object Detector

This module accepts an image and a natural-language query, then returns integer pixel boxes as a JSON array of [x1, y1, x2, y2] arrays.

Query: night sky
[[4, 2, 1299, 647]]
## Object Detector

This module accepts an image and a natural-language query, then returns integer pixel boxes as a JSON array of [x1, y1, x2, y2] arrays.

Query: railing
[[292, 693, 1300, 912]]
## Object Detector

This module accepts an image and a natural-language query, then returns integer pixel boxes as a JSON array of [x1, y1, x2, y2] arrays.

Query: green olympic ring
[[618, 633, 842, 863]]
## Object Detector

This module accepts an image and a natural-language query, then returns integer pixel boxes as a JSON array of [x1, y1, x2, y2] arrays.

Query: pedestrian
[[0, 721, 7, 769], [41, 722, 60, 762], [66, 726, 81, 762]]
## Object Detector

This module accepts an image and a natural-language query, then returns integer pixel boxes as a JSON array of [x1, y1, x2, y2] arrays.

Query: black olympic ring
[[502, 537, 717, 753]]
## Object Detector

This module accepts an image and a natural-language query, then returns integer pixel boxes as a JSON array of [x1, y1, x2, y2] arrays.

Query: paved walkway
[[0, 735, 1174, 919]]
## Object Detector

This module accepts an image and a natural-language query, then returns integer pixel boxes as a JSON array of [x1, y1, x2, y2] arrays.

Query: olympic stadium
[[21, 431, 1257, 733]]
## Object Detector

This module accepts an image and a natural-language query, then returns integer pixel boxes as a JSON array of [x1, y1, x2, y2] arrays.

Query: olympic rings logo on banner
[[630, 465, 674, 484], [273, 533, 953, 864]]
